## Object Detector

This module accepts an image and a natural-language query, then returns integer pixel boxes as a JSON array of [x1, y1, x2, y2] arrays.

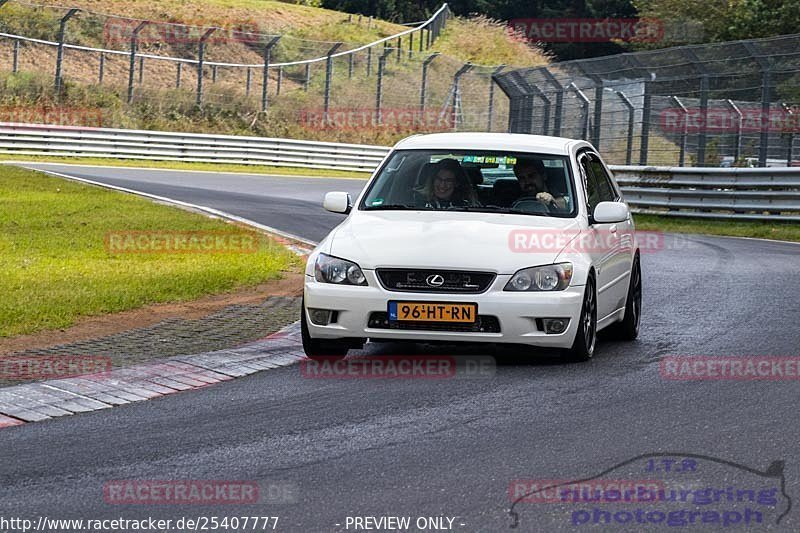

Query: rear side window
[[588, 157, 617, 202], [580, 153, 616, 211]]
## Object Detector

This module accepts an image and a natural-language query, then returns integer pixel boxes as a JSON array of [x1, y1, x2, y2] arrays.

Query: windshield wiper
[[452, 206, 551, 216], [456, 205, 506, 212], [362, 204, 416, 211]]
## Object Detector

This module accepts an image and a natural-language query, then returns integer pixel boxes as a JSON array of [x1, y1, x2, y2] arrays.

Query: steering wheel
[[510, 197, 553, 215]]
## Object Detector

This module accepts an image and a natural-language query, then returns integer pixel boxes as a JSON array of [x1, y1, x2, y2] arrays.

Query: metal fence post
[[211, 64, 217, 83], [276, 66, 283, 95], [420, 53, 439, 112], [261, 36, 281, 111], [55, 8, 79, 94], [616, 91, 635, 166], [639, 82, 651, 165], [696, 74, 710, 165], [138, 56, 145, 84], [539, 67, 563, 136], [12, 39, 19, 73], [396, 37, 402, 63], [366, 47, 372, 76], [176, 62, 182, 88], [127, 21, 149, 104], [725, 99, 743, 164], [245, 67, 251, 96], [375, 49, 393, 125], [323, 43, 343, 123], [592, 83, 604, 148], [304, 63, 311, 91], [98, 53, 104, 84], [196, 28, 217, 107], [507, 71, 537, 133], [409, 32, 414, 59], [782, 103, 794, 166], [530, 84, 551, 135], [757, 69, 772, 167], [568, 83, 590, 140], [670, 96, 689, 167], [744, 42, 772, 167], [348, 53, 354, 79], [451, 63, 474, 131], [487, 65, 505, 132]]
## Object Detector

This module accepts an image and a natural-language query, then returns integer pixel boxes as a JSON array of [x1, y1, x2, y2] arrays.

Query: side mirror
[[323, 191, 352, 214], [593, 201, 629, 224]]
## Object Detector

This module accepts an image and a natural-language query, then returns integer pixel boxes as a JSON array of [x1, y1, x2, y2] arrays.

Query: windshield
[[359, 149, 577, 217]]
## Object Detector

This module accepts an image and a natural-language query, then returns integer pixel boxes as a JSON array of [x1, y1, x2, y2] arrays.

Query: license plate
[[388, 302, 477, 323]]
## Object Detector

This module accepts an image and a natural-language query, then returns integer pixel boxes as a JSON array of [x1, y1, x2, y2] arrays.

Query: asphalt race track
[[2, 163, 799, 532]]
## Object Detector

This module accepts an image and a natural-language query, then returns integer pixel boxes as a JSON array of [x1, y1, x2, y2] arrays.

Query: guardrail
[[0, 123, 389, 172], [1, 123, 798, 220], [611, 166, 800, 221]]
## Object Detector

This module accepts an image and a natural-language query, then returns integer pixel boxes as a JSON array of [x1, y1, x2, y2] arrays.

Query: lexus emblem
[[426, 274, 445, 287]]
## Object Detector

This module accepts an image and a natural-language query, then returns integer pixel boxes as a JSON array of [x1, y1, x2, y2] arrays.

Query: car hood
[[327, 211, 582, 274]]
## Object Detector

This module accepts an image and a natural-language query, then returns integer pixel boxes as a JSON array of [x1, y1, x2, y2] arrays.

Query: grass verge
[[0, 166, 300, 338], [633, 213, 800, 242], [0, 154, 371, 179]]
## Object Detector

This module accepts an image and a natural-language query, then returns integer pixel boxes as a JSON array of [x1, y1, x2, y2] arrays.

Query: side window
[[579, 154, 601, 210], [588, 156, 617, 203]]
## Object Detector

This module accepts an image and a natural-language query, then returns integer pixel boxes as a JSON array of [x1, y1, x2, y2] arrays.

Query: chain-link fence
[[0, 1, 516, 145], [495, 34, 800, 167]]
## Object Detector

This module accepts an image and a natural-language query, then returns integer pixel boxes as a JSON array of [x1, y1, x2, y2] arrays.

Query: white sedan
[[302, 133, 641, 362]]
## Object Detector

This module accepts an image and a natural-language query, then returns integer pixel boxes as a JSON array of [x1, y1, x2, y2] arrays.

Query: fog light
[[542, 318, 569, 334], [308, 308, 333, 326]]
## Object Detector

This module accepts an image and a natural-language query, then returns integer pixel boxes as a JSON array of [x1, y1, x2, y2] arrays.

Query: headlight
[[504, 263, 573, 291], [314, 253, 367, 286]]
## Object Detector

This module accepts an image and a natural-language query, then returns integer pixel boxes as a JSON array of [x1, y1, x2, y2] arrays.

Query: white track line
[[22, 166, 319, 249]]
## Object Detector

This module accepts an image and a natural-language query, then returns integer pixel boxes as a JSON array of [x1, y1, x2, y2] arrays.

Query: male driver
[[513, 158, 567, 210]]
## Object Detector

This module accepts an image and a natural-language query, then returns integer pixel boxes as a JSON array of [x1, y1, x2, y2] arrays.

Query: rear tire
[[565, 276, 597, 363], [607, 255, 641, 341], [301, 299, 349, 361]]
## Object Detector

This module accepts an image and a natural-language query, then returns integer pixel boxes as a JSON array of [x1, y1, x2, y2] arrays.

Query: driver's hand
[[536, 192, 555, 204]]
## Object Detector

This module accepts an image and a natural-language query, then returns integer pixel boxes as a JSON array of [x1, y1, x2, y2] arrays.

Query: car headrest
[[492, 179, 521, 207], [416, 162, 436, 188], [545, 167, 568, 196], [464, 167, 483, 186]]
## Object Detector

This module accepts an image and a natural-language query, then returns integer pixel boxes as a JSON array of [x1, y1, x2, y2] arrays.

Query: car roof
[[393, 132, 579, 155]]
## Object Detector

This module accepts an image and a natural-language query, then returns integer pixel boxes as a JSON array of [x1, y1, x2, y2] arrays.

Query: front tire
[[565, 276, 597, 362], [607, 255, 641, 341], [301, 300, 349, 361]]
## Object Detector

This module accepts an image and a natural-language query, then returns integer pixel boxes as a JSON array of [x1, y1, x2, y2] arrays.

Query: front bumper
[[303, 271, 584, 349]]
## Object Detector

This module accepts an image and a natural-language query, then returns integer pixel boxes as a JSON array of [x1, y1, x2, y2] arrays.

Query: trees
[[633, 0, 800, 44]]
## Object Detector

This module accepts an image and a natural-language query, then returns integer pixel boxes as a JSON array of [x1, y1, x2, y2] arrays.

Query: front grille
[[376, 269, 496, 293], [367, 312, 501, 333]]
